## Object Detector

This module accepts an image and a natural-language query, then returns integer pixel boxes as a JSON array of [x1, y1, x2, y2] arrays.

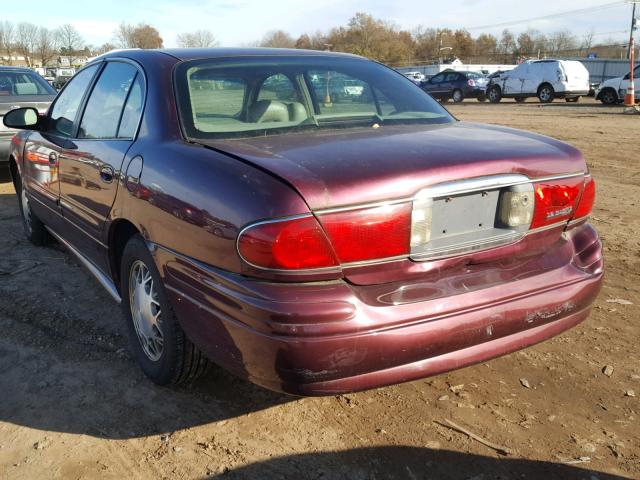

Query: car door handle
[[99, 166, 115, 183]]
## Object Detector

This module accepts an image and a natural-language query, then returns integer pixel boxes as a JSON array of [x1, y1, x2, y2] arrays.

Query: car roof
[[97, 47, 363, 62], [0, 66, 38, 72]]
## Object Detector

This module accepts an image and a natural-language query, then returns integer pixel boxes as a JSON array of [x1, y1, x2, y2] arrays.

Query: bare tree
[[547, 30, 577, 56], [0, 21, 16, 64], [176, 30, 219, 48], [581, 28, 595, 52], [35, 27, 57, 66], [115, 23, 163, 49], [259, 30, 295, 48], [15, 22, 39, 66], [56, 23, 84, 54]]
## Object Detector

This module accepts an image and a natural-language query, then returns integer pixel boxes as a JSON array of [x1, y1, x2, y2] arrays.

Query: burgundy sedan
[[3, 49, 602, 395]]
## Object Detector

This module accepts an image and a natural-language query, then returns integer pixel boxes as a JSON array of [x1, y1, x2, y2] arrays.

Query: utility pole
[[628, 1, 638, 60]]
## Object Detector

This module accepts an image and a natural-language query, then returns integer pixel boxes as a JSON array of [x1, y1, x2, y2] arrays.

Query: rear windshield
[[175, 55, 454, 139], [466, 72, 485, 79], [0, 70, 56, 96]]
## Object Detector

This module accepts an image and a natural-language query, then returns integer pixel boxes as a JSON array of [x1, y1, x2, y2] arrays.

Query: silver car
[[0, 66, 56, 163]]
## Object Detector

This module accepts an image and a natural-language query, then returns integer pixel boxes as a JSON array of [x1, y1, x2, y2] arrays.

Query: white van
[[594, 64, 640, 104], [487, 59, 590, 103]]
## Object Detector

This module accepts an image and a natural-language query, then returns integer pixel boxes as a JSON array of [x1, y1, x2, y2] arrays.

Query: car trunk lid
[[199, 121, 586, 211]]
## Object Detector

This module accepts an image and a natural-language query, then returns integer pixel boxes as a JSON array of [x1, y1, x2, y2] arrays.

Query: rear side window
[[79, 62, 138, 139], [0, 71, 56, 96], [117, 75, 144, 138], [308, 70, 375, 115], [48, 64, 100, 137]]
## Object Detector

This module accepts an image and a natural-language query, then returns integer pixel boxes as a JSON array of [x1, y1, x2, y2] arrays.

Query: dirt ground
[[0, 97, 638, 480]]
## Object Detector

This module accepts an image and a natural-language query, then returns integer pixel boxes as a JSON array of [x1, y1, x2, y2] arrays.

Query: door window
[[429, 74, 445, 84], [258, 74, 299, 102], [48, 64, 99, 137], [78, 62, 138, 139], [308, 70, 375, 115]]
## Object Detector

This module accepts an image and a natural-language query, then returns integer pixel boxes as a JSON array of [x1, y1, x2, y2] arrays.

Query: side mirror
[[3, 107, 40, 130], [623, 73, 630, 80]]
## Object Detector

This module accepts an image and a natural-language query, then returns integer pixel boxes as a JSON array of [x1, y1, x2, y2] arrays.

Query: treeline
[[0, 20, 165, 66], [256, 13, 617, 65], [0, 13, 627, 68]]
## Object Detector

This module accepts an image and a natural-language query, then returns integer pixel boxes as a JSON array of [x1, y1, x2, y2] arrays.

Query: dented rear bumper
[[157, 222, 603, 395]]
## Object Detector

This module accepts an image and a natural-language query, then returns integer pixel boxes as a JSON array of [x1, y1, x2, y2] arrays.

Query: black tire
[[452, 89, 464, 103], [599, 88, 617, 105], [16, 172, 49, 246], [120, 235, 209, 385], [487, 85, 502, 103], [514, 97, 527, 103], [565, 97, 580, 103], [537, 84, 555, 103]]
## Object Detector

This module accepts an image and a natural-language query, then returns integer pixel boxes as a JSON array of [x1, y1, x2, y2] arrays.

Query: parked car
[[4, 49, 602, 395], [420, 70, 489, 102], [594, 63, 640, 104], [0, 66, 56, 164], [403, 71, 425, 83], [487, 60, 590, 103]]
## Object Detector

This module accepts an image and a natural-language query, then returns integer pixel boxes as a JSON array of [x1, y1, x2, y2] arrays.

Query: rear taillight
[[238, 216, 338, 270], [573, 175, 596, 220], [467, 79, 476, 87], [238, 203, 412, 270], [531, 177, 583, 229], [318, 203, 411, 263]]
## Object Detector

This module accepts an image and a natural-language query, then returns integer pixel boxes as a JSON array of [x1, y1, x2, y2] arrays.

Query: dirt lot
[[0, 98, 638, 480]]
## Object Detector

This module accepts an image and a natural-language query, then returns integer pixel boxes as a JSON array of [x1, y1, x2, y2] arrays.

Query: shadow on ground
[[0, 172, 294, 439], [208, 446, 630, 480]]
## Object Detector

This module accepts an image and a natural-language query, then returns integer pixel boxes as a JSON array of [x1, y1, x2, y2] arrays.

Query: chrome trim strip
[[313, 172, 585, 215], [236, 171, 586, 273], [45, 227, 122, 303]]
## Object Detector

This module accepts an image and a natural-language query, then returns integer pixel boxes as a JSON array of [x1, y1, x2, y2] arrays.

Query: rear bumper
[[156, 223, 603, 395]]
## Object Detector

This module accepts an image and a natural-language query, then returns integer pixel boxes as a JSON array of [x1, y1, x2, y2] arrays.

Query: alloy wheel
[[129, 260, 164, 361]]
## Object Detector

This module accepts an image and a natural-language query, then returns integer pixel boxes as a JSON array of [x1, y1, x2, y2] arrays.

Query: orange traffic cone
[[624, 79, 635, 106]]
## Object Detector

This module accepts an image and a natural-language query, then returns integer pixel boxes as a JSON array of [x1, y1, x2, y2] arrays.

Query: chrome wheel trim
[[20, 182, 33, 234], [129, 260, 164, 361], [488, 88, 499, 101]]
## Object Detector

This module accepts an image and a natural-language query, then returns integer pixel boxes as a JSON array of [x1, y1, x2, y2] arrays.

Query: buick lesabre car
[[4, 49, 603, 395]]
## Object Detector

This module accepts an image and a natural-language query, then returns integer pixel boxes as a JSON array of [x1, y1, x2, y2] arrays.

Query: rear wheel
[[487, 86, 502, 103], [599, 88, 617, 105], [120, 235, 209, 385], [537, 84, 555, 103], [16, 172, 49, 246], [452, 89, 464, 103]]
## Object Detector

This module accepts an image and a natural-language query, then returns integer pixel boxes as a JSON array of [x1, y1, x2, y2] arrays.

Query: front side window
[[48, 64, 100, 137], [175, 56, 453, 139], [79, 62, 138, 139], [0, 71, 56, 96]]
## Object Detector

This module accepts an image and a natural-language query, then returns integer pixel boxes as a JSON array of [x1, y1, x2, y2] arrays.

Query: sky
[[4, 0, 637, 48]]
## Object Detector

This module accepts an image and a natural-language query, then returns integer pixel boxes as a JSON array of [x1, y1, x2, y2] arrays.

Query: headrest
[[249, 100, 289, 123]]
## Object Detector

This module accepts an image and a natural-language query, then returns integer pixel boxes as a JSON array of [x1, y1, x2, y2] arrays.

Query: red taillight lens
[[318, 203, 412, 263], [467, 79, 475, 87], [573, 176, 595, 219], [531, 177, 583, 229], [238, 216, 338, 270], [238, 203, 412, 270]]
